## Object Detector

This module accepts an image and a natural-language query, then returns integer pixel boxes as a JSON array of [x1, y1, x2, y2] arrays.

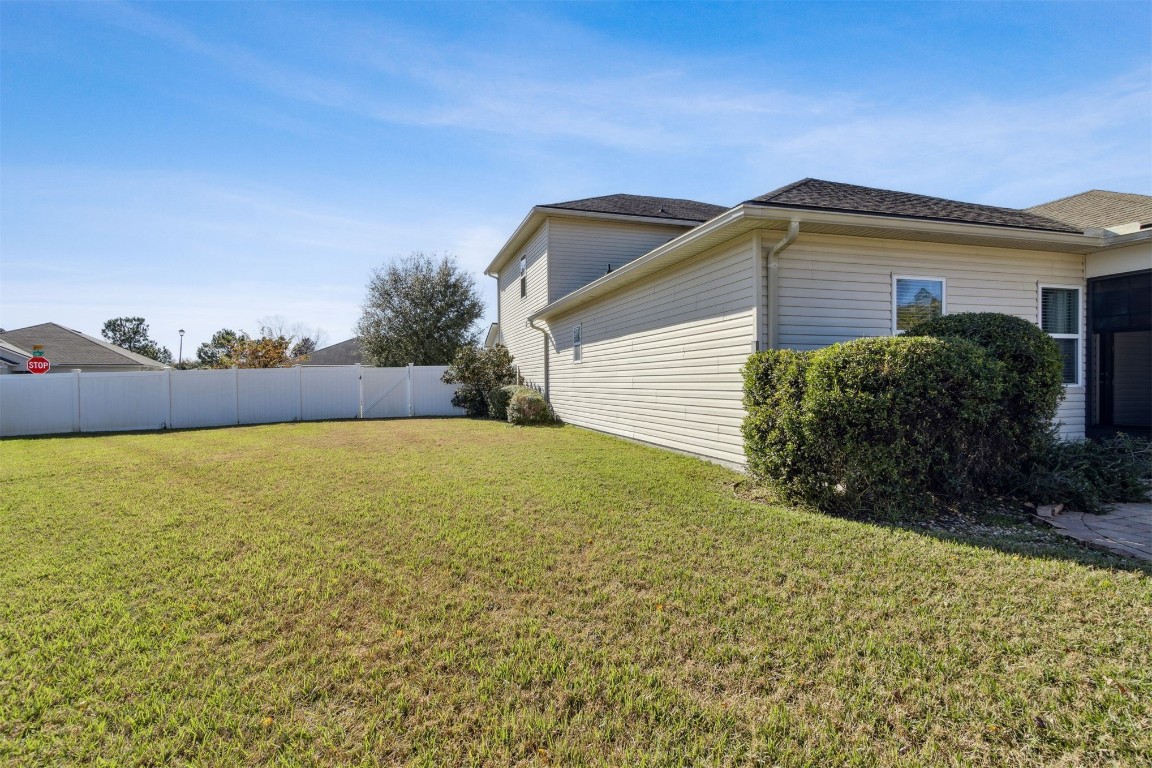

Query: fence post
[[164, 367, 173, 429], [407, 363, 414, 417], [233, 365, 240, 425], [297, 365, 304, 422], [357, 364, 363, 419], [72, 369, 82, 432]]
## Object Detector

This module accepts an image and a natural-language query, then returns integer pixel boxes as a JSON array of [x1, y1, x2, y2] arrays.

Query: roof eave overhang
[[1095, 228, 1152, 252], [529, 204, 1103, 323], [484, 206, 707, 277]]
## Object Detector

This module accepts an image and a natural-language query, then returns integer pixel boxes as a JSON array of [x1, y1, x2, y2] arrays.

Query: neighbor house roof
[[300, 338, 363, 366], [0, 338, 33, 369], [1025, 190, 1152, 231], [747, 178, 1082, 233], [538, 194, 728, 223], [0, 323, 167, 369]]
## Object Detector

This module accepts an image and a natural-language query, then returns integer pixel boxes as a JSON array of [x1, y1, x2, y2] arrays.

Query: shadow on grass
[[734, 481, 1152, 575], [0, 415, 471, 441]]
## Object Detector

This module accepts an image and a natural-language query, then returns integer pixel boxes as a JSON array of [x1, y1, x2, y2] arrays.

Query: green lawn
[[1, 420, 1148, 767]]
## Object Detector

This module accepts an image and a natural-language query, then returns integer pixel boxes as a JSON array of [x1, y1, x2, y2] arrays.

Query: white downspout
[[765, 219, 800, 350], [526, 318, 550, 400]]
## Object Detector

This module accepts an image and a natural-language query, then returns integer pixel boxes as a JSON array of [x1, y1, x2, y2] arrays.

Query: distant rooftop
[[539, 193, 728, 223], [300, 338, 362, 366], [1026, 190, 1152, 231], [0, 322, 167, 369], [747, 178, 1082, 233]]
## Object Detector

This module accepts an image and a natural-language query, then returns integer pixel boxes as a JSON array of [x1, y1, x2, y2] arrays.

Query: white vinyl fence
[[0, 365, 463, 437]]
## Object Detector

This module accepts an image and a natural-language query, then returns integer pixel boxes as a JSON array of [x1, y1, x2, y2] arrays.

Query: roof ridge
[[743, 178, 1082, 233]]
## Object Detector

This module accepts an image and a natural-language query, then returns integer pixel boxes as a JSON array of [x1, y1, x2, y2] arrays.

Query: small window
[[1040, 285, 1081, 385], [573, 324, 582, 363], [893, 275, 945, 334], [519, 256, 527, 299]]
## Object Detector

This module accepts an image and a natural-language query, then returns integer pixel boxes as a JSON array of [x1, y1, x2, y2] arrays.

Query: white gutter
[[529, 204, 1103, 324], [765, 220, 800, 349], [485, 207, 709, 277]]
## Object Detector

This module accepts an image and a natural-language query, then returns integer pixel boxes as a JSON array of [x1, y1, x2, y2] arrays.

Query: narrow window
[[893, 275, 945, 334], [1040, 285, 1081, 385], [519, 256, 527, 298], [573, 324, 582, 363]]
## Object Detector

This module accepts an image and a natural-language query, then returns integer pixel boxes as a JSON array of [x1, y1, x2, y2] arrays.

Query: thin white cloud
[[94, 2, 1150, 204]]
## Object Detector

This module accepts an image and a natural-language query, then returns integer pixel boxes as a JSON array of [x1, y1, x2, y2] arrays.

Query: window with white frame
[[1040, 285, 1080, 385], [572, 324, 582, 362], [893, 275, 945, 334], [519, 256, 527, 298]]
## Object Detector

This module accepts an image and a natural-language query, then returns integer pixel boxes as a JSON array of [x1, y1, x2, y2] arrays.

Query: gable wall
[[547, 218, 691, 302], [773, 233, 1088, 437], [497, 223, 550, 389], [544, 235, 756, 466]]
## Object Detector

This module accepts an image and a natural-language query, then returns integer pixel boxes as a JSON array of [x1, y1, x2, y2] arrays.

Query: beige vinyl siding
[[773, 233, 1087, 438], [547, 218, 691, 302], [545, 236, 756, 466], [497, 224, 550, 389], [1085, 241, 1151, 279]]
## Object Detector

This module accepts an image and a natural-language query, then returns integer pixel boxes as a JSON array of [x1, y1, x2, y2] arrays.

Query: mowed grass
[[1, 420, 1149, 767]]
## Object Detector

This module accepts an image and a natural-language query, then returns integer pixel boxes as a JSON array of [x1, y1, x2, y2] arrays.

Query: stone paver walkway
[[1034, 501, 1152, 562]]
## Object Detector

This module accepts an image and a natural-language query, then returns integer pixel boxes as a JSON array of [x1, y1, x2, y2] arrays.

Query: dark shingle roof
[[300, 338, 363, 366], [1026, 190, 1152, 230], [0, 322, 167, 368], [539, 194, 728, 223], [746, 178, 1082, 233]]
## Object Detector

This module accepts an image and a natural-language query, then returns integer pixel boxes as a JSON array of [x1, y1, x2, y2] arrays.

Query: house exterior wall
[[497, 223, 550, 388], [1085, 241, 1151, 279], [543, 236, 756, 466], [546, 218, 691, 302], [773, 233, 1088, 437]]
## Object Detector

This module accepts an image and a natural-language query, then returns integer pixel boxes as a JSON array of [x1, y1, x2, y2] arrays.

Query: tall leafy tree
[[196, 329, 240, 368], [356, 252, 485, 366], [101, 316, 173, 364]]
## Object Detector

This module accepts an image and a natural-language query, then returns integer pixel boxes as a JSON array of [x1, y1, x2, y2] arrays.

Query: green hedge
[[488, 385, 533, 422], [903, 312, 1064, 474], [744, 336, 1005, 516], [507, 387, 555, 425]]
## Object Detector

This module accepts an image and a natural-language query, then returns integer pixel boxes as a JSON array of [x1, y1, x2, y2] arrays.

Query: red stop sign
[[27, 356, 51, 374]]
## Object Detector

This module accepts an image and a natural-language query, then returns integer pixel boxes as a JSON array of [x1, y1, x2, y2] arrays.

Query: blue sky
[[2, 1, 1150, 357]]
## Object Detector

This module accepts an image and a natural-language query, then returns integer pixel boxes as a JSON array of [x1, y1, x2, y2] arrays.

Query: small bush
[[904, 312, 1064, 475], [488, 384, 532, 422], [507, 388, 555, 425], [442, 344, 517, 417], [743, 336, 1005, 517], [1012, 432, 1151, 514], [741, 349, 813, 489]]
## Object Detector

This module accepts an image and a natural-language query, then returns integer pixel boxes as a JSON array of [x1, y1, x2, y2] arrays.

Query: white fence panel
[[0, 364, 460, 437], [171, 369, 239, 428], [237, 368, 300, 424], [362, 367, 410, 418], [79, 372, 169, 432], [412, 366, 465, 417], [0, 374, 77, 436], [302, 366, 361, 421]]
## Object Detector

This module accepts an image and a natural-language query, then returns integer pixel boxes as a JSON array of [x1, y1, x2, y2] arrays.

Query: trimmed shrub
[[743, 336, 1005, 517], [1012, 432, 1151, 514], [507, 387, 555, 425], [903, 312, 1064, 474], [741, 348, 813, 489], [488, 384, 532, 422], [442, 344, 517, 417]]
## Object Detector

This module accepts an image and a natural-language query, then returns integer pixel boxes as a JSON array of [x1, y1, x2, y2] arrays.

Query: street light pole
[[178, 329, 185, 369]]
